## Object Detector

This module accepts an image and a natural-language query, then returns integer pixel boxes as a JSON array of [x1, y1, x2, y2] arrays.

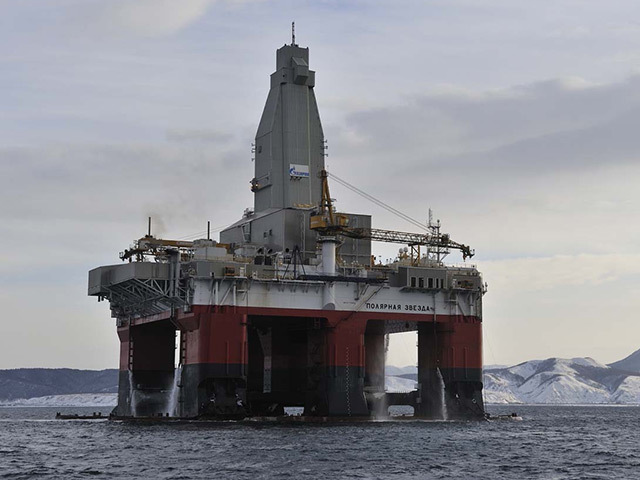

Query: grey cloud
[[448, 107, 640, 173], [166, 129, 234, 144], [320, 75, 640, 262], [335, 75, 640, 166], [324, 74, 640, 210], [57, 0, 216, 39], [4, 0, 640, 369], [0, 142, 252, 225]]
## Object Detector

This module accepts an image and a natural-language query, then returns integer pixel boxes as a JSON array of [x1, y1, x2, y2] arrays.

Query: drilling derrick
[[89, 34, 486, 420]]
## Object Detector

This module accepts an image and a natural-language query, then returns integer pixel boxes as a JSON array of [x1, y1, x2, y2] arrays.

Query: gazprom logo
[[289, 164, 310, 178]]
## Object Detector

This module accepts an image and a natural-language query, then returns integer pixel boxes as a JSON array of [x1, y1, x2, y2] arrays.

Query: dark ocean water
[[1, 405, 638, 479]]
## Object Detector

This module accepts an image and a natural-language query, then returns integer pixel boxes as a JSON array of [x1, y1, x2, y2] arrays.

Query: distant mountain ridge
[[0, 393, 117, 407], [2, 349, 639, 405], [0, 368, 117, 401], [483, 356, 640, 404], [386, 348, 640, 404], [608, 349, 640, 374]]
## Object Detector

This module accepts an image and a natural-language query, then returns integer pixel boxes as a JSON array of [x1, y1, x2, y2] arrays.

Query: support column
[[322, 317, 368, 416], [416, 319, 484, 419], [114, 325, 132, 417], [364, 322, 386, 393], [364, 321, 386, 417], [115, 320, 176, 417], [304, 318, 327, 415], [438, 319, 484, 419], [180, 306, 248, 418], [416, 322, 445, 419]]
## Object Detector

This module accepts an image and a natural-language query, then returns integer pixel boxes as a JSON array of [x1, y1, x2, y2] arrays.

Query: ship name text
[[365, 303, 432, 312]]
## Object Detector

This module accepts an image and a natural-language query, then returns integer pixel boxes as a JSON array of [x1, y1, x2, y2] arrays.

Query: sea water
[[0, 405, 638, 479]]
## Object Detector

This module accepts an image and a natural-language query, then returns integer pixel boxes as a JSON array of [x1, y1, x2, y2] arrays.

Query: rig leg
[[364, 321, 386, 415], [180, 307, 248, 418], [364, 321, 386, 392], [439, 319, 485, 419], [115, 321, 176, 417], [114, 326, 133, 417], [416, 320, 484, 420], [247, 317, 312, 416], [416, 323, 446, 419], [322, 318, 368, 417], [303, 318, 328, 416]]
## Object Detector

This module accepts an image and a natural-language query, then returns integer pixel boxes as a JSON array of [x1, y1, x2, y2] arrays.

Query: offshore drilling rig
[[88, 34, 486, 420]]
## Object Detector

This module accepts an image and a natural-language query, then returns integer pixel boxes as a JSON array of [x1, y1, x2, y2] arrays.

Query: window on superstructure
[[418, 277, 424, 288], [428, 278, 434, 289], [410, 276, 416, 288]]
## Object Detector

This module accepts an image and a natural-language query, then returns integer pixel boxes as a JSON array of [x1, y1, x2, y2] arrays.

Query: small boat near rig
[[88, 32, 486, 421]]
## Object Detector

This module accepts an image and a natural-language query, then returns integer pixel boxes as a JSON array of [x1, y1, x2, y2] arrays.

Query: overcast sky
[[2, 0, 640, 369]]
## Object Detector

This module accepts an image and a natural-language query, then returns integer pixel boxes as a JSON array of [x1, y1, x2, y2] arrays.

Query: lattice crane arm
[[338, 227, 474, 260], [310, 169, 475, 260]]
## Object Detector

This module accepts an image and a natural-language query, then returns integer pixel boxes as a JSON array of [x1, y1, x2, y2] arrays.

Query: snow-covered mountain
[[609, 348, 640, 374], [484, 356, 640, 404], [0, 368, 117, 400], [385, 375, 417, 392], [386, 349, 640, 404], [0, 393, 117, 407], [385, 365, 417, 376]]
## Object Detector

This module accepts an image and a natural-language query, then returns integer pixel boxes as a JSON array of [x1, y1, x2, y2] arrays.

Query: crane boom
[[338, 227, 474, 260], [309, 169, 474, 261], [313, 224, 473, 260]]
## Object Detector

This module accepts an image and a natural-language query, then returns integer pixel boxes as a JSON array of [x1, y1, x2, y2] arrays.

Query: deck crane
[[309, 170, 474, 264]]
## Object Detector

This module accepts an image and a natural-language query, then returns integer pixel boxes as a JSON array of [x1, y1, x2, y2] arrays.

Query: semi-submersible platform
[[89, 38, 486, 420]]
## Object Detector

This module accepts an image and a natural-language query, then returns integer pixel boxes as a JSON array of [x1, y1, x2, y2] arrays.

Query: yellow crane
[[309, 170, 474, 264]]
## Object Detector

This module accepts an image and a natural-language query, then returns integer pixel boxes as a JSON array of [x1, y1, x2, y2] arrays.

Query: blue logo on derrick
[[289, 164, 310, 178]]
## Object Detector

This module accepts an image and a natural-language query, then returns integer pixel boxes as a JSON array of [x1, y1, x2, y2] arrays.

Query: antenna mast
[[291, 21, 296, 46]]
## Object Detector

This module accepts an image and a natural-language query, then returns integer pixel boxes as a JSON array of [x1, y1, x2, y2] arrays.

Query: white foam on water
[[436, 367, 448, 421], [128, 371, 137, 417], [166, 367, 181, 417]]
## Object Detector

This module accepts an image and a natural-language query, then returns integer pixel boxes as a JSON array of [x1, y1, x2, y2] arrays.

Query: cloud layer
[[2, 0, 640, 368], [103, 0, 214, 37]]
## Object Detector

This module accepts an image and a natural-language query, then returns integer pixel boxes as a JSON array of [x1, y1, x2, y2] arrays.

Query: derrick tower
[[89, 35, 486, 420]]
